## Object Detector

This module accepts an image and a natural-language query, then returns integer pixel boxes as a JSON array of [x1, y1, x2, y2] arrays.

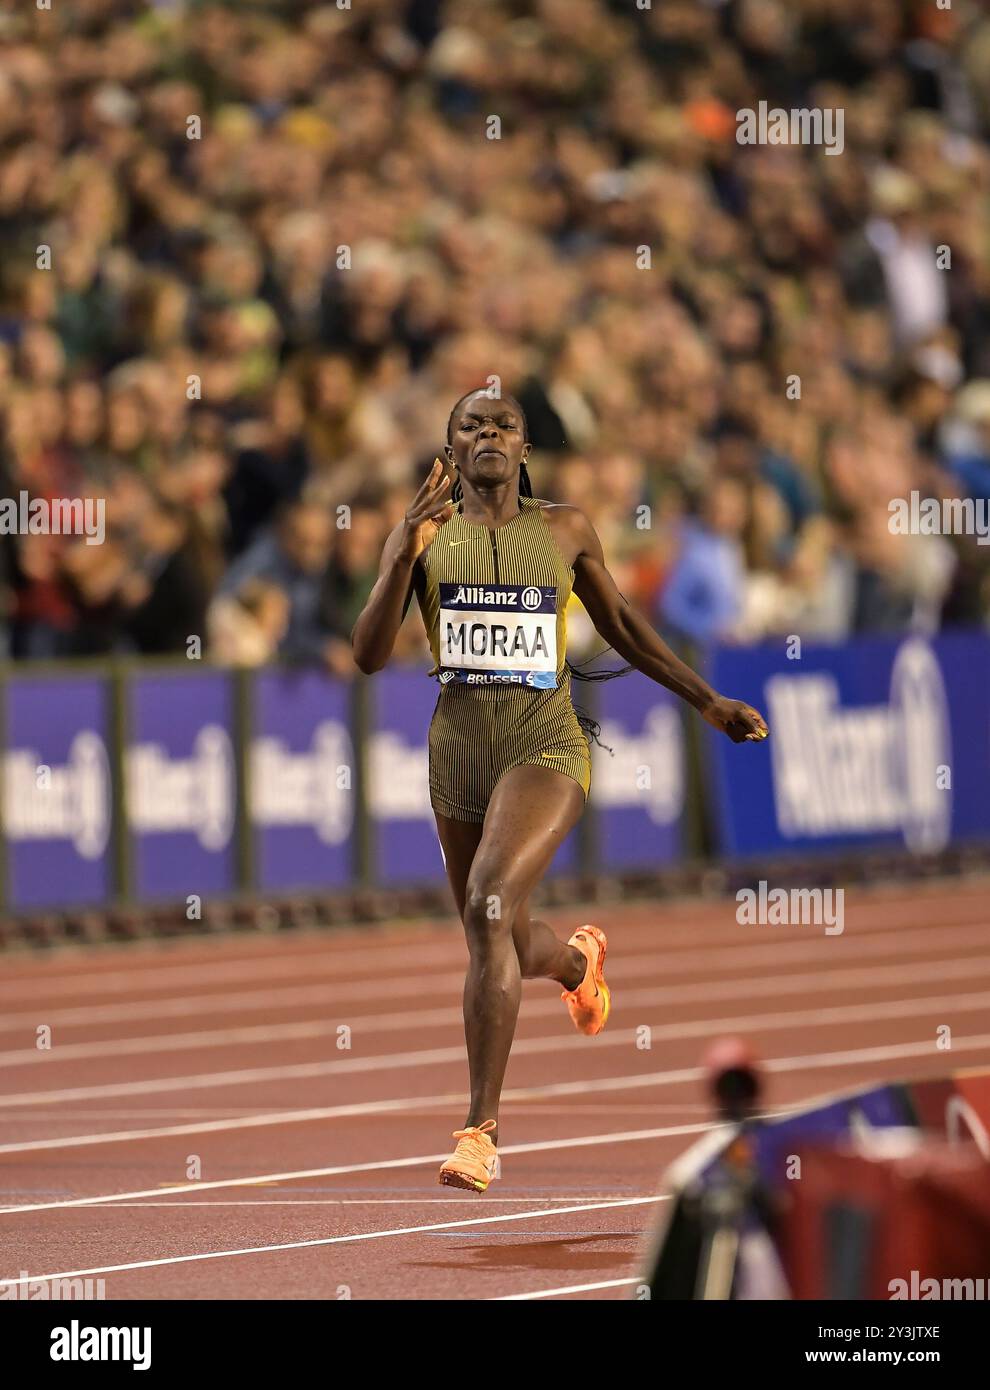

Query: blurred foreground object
[[640, 1058, 990, 1299]]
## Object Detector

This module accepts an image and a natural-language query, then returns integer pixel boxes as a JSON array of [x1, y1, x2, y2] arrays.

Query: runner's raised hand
[[399, 458, 456, 563]]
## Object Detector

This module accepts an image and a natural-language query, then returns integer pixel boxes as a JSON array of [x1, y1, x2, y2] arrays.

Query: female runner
[[352, 389, 768, 1191]]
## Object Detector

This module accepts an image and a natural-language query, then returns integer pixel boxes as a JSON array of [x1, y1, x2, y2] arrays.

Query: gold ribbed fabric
[[417, 497, 591, 822]]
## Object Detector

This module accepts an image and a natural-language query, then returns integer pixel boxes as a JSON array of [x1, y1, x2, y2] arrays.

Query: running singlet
[[416, 496, 591, 823]]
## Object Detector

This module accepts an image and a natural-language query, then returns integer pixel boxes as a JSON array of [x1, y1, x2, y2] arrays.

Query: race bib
[[438, 583, 558, 688]]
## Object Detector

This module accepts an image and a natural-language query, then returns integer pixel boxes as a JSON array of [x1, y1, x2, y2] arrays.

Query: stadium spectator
[[660, 476, 748, 647], [0, 0, 987, 666], [216, 495, 347, 669]]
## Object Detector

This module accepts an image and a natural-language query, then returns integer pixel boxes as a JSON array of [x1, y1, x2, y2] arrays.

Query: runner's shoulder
[[533, 501, 596, 545], [533, 500, 591, 525]]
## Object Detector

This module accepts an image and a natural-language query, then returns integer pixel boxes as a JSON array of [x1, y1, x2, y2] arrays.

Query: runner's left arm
[[565, 507, 768, 744]]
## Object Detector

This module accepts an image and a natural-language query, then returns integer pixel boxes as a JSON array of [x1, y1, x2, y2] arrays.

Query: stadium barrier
[[0, 658, 685, 914], [707, 631, 990, 860], [0, 630, 987, 926]]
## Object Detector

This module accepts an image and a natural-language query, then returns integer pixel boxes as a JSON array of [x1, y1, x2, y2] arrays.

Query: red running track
[[1, 879, 989, 1300]]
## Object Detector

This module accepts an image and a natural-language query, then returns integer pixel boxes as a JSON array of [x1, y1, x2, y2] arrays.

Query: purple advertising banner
[[369, 669, 581, 884], [708, 631, 990, 858], [3, 676, 113, 908], [368, 669, 444, 885], [127, 670, 237, 902], [591, 673, 685, 869], [251, 669, 354, 891]]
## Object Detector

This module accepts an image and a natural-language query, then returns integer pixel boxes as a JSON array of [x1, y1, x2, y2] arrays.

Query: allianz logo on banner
[[591, 704, 684, 825], [127, 726, 235, 851], [766, 639, 952, 852], [368, 732, 432, 819], [251, 722, 354, 844], [360, 709, 684, 822], [3, 731, 111, 859]]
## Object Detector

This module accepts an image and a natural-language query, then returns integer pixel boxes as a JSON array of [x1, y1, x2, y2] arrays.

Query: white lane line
[[0, 936, 464, 1004], [0, 898, 828, 991], [2, 998, 983, 1158], [2, 1020, 987, 1168], [6, 983, 990, 1107], [6, 950, 990, 1069], [0, 1125, 711, 1217], [4, 927, 988, 1038], [49, 1197, 638, 1207], [0, 1195, 668, 1286], [0, 910, 699, 1003], [5, 1028, 990, 1209], [0, 1101, 713, 1121], [494, 1277, 640, 1300], [0, 974, 463, 1033], [3, 891, 983, 1003], [7, 906, 990, 1039], [0, 1082, 713, 1155]]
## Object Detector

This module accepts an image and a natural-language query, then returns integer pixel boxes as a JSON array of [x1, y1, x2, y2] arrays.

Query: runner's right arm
[[351, 460, 453, 673]]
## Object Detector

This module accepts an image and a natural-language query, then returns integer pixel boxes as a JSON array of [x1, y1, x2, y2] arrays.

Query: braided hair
[[445, 391, 632, 752]]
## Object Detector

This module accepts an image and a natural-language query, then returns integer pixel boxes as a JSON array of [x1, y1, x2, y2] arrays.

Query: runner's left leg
[[435, 814, 584, 990], [511, 892, 585, 987], [436, 762, 586, 1132]]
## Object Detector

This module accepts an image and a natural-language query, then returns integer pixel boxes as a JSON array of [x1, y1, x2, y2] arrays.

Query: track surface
[[2, 879, 989, 1300]]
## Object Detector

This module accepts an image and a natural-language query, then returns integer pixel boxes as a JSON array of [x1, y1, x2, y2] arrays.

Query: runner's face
[[447, 395, 529, 491]]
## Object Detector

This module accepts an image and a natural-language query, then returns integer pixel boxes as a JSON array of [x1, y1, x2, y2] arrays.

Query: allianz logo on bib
[[766, 640, 952, 852], [442, 584, 554, 612]]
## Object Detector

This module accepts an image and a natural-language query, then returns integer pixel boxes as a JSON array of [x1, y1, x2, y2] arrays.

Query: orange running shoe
[[438, 1119, 498, 1192], [561, 925, 610, 1035]]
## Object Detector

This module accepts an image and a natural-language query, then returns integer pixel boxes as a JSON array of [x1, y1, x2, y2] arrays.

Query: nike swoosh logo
[[449, 539, 475, 547]]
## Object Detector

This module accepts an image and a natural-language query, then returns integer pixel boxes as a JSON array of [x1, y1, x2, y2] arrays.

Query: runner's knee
[[463, 877, 520, 945]]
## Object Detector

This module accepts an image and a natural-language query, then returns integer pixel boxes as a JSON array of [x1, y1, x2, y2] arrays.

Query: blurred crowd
[[2, 0, 990, 668]]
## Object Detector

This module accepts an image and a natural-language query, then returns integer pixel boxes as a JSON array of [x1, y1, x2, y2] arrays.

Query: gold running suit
[[417, 497, 591, 823]]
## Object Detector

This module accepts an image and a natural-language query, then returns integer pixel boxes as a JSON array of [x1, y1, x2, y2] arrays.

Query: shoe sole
[[570, 925, 610, 1035], [438, 1167, 491, 1193], [597, 977, 611, 1031]]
